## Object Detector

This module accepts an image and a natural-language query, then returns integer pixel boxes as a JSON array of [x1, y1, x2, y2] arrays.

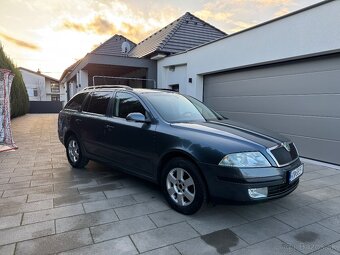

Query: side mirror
[[126, 112, 150, 123]]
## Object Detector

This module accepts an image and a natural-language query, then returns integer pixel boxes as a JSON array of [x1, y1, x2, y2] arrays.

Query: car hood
[[171, 119, 288, 149]]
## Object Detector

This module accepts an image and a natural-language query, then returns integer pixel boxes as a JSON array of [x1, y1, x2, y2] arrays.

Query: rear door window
[[65, 93, 88, 111], [85, 91, 112, 115]]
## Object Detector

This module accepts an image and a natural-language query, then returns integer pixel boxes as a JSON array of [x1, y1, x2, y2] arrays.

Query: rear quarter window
[[64, 93, 88, 111]]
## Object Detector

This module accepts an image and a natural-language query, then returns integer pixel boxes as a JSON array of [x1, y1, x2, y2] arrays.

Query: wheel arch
[[156, 150, 210, 198], [63, 130, 77, 146]]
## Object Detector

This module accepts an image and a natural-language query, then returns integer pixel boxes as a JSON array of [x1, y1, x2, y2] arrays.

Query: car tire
[[66, 135, 89, 168], [161, 157, 207, 215]]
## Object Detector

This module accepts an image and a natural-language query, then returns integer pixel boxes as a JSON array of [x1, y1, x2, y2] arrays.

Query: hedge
[[0, 45, 29, 118]]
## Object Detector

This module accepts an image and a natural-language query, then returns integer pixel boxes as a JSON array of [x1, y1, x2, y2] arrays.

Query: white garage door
[[203, 53, 340, 165]]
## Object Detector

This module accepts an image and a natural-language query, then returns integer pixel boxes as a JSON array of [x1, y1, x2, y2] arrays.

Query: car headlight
[[219, 152, 271, 168]]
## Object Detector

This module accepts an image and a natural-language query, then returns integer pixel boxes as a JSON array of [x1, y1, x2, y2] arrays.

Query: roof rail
[[83, 85, 132, 91]]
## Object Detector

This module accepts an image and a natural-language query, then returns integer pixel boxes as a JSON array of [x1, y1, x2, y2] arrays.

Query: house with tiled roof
[[60, 12, 226, 100], [129, 12, 226, 59], [19, 67, 66, 103]]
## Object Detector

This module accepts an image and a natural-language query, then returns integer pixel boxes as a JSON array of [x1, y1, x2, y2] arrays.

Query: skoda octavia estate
[[58, 85, 303, 214]]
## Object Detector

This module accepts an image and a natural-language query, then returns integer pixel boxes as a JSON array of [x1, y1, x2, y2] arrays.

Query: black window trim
[[64, 92, 89, 112], [82, 90, 114, 117], [111, 91, 153, 121]]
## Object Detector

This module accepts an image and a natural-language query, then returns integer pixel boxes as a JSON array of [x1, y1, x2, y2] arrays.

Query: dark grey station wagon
[[58, 85, 303, 214]]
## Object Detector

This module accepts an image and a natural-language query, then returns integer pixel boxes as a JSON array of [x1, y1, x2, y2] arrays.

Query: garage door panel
[[206, 94, 340, 118], [204, 69, 340, 98], [222, 112, 340, 142], [284, 135, 340, 164], [204, 54, 340, 164], [205, 55, 340, 84]]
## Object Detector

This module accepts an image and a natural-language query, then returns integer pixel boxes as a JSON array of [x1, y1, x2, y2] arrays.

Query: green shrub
[[0, 45, 29, 118]]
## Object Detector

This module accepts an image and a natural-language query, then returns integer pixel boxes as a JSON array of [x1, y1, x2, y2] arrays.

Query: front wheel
[[66, 135, 89, 168], [161, 157, 207, 215]]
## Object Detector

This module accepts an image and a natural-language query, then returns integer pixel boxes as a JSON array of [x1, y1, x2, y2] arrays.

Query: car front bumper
[[199, 158, 303, 202]]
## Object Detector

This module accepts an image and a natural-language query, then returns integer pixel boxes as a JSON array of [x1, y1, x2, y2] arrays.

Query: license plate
[[289, 165, 304, 183]]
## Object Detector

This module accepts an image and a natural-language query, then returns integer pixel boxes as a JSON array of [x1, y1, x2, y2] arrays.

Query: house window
[[51, 95, 60, 101], [51, 83, 60, 93], [169, 84, 179, 92], [33, 89, 38, 97]]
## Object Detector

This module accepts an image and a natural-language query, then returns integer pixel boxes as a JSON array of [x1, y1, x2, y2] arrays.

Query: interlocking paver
[[175, 230, 248, 255], [333, 241, 340, 252], [83, 194, 137, 213], [231, 217, 293, 244], [15, 228, 93, 255], [0, 244, 15, 255], [104, 185, 153, 199], [229, 238, 302, 255], [91, 215, 156, 243], [303, 187, 340, 200], [0, 194, 27, 205], [318, 215, 340, 233], [56, 209, 118, 233], [2, 185, 53, 198], [0, 214, 22, 230], [114, 200, 169, 220], [0, 181, 30, 191], [9, 173, 52, 183], [148, 209, 190, 227], [59, 236, 138, 255], [131, 222, 199, 253], [78, 182, 124, 194], [309, 197, 340, 215], [274, 206, 329, 228], [0, 199, 53, 217], [0, 178, 9, 184], [273, 192, 320, 210], [0, 220, 55, 246], [53, 191, 106, 207], [187, 206, 247, 235], [278, 223, 340, 254], [22, 204, 84, 224], [229, 202, 287, 221], [140, 245, 180, 255], [27, 189, 79, 202], [309, 247, 340, 255]]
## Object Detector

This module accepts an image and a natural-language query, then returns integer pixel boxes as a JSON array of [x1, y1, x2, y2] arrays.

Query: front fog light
[[248, 187, 268, 199]]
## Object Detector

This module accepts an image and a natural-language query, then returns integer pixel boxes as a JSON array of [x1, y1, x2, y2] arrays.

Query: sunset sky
[[0, 0, 321, 79]]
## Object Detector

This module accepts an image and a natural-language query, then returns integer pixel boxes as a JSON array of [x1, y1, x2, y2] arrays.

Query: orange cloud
[[194, 10, 233, 22], [61, 15, 154, 42], [62, 16, 117, 34], [0, 32, 40, 50]]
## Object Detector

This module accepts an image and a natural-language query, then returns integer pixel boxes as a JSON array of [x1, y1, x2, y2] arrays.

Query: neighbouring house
[[19, 67, 66, 103], [60, 12, 226, 100]]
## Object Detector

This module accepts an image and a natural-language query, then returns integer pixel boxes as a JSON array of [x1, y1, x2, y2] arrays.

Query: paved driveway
[[1, 114, 340, 255]]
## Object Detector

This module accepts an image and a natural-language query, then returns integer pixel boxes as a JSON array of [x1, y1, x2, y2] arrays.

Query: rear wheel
[[161, 157, 207, 215], [66, 135, 89, 168]]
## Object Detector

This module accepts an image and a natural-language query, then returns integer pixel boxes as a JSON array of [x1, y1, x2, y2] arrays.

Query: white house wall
[[20, 70, 46, 101], [163, 64, 187, 93], [157, 0, 340, 100]]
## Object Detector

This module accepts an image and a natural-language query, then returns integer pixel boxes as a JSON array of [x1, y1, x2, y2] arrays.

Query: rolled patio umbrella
[[0, 68, 17, 152]]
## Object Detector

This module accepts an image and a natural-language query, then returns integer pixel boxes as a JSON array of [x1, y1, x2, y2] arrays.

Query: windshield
[[144, 92, 224, 123]]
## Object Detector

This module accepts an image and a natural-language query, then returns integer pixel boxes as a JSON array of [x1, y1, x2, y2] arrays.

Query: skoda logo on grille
[[282, 142, 291, 152]]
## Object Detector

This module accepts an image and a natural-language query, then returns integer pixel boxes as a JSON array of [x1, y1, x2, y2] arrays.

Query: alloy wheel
[[166, 167, 195, 206], [68, 139, 79, 163]]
